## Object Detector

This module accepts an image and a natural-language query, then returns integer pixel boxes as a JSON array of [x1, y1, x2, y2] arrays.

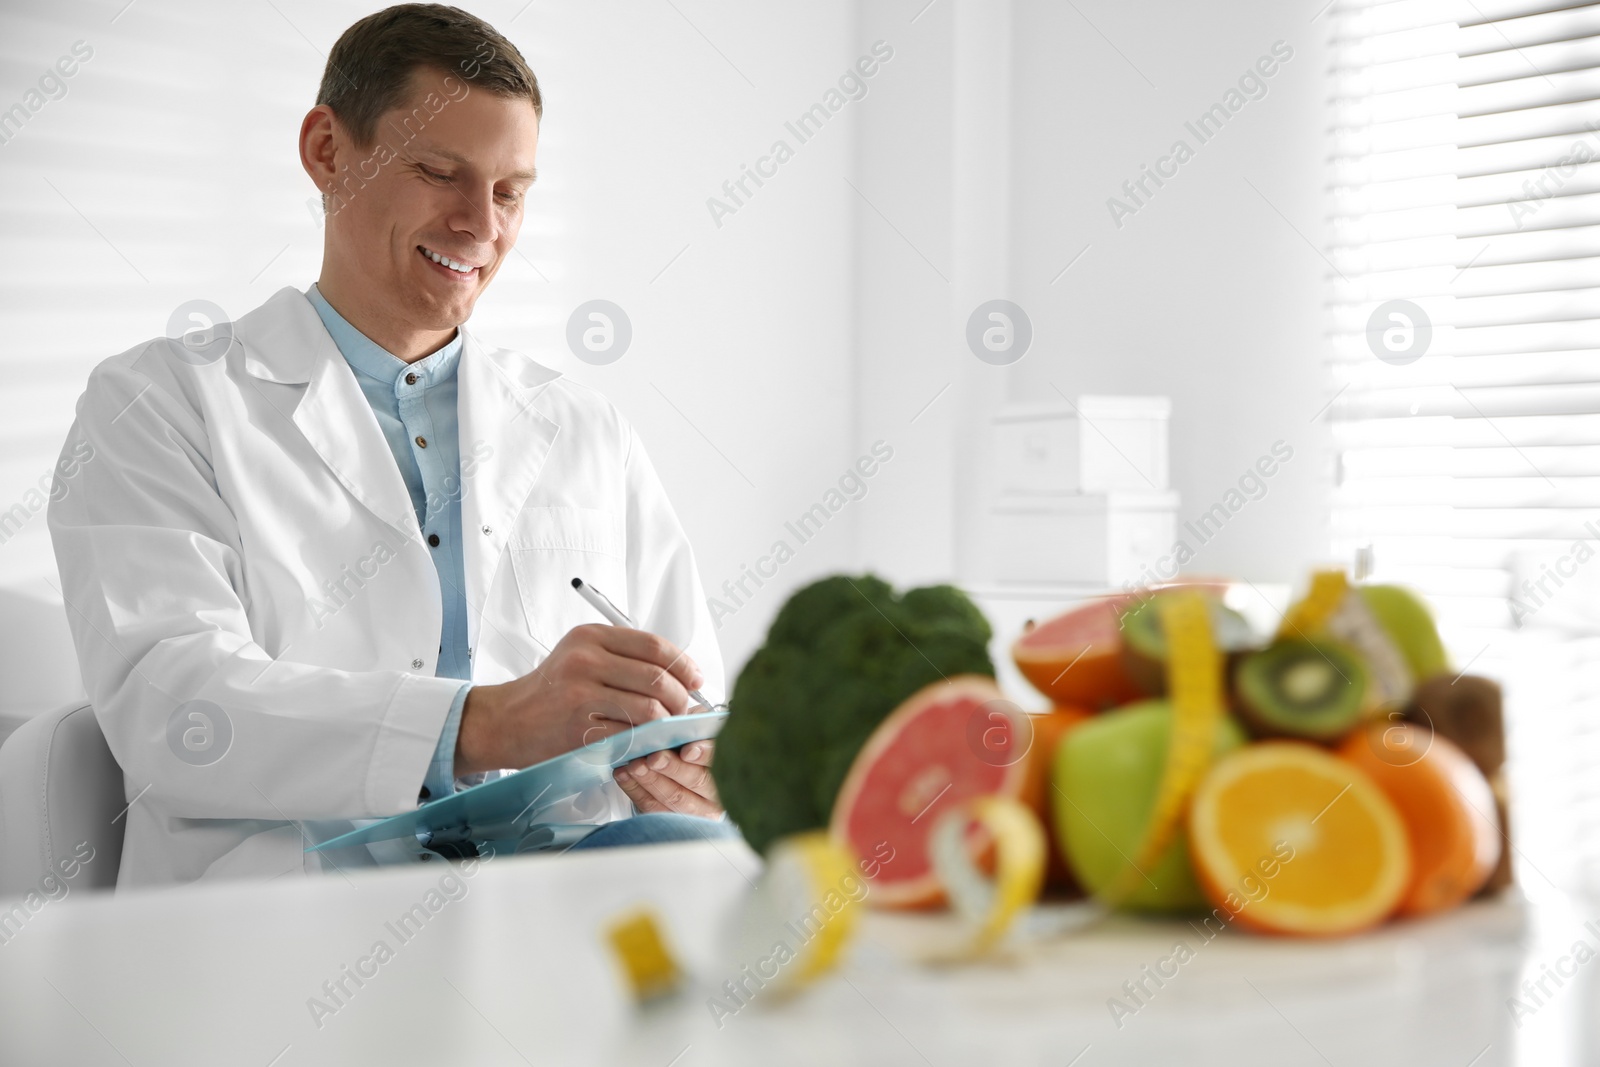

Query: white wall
[[850, 0, 1333, 611], [1001, 0, 1334, 582], [492, 1, 867, 673]]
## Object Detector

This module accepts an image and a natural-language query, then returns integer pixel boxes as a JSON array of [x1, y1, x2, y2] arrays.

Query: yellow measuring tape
[[1277, 569, 1348, 640], [727, 830, 862, 993], [1097, 589, 1226, 906], [925, 795, 1047, 957], [605, 908, 684, 1002]]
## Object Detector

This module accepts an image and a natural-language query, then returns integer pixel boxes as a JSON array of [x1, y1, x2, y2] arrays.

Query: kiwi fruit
[[1118, 588, 1257, 696], [1405, 673, 1504, 774], [1231, 638, 1369, 743]]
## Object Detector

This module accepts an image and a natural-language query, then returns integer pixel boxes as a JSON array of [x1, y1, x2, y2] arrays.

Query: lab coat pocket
[[507, 506, 629, 653]]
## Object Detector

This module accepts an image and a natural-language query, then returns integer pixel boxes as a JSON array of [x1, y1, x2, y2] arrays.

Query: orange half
[[1188, 742, 1411, 937]]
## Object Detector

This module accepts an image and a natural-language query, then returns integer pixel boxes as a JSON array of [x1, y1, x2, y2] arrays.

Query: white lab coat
[[47, 286, 725, 889]]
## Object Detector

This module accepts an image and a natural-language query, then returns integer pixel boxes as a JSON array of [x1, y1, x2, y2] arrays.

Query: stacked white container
[[988, 396, 1178, 585]]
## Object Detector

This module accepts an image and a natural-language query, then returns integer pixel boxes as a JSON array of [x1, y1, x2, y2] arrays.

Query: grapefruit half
[[1012, 597, 1142, 710], [829, 676, 1028, 908]]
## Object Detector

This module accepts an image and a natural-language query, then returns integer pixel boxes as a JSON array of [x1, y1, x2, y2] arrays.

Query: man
[[47, 3, 730, 888]]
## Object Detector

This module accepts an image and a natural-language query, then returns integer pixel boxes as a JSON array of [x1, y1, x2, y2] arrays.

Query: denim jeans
[[565, 812, 740, 851]]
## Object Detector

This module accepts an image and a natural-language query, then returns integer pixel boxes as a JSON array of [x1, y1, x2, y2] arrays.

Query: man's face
[[326, 65, 538, 330]]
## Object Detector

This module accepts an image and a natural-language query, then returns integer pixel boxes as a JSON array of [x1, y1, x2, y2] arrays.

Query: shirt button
[[411, 658, 424, 669], [481, 525, 492, 536], [415, 435, 427, 449], [428, 533, 441, 547], [405, 372, 418, 385]]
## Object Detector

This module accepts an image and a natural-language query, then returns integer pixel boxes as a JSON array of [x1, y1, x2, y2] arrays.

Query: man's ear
[[299, 105, 341, 197]]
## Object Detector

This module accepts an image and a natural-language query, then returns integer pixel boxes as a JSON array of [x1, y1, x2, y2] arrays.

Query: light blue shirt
[[305, 285, 471, 804]]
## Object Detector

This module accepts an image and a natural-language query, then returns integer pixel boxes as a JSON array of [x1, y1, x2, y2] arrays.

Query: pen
[[571, 577, 715, 712]]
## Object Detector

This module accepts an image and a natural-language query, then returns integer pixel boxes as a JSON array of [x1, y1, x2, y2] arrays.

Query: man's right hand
[[453, 624, 705, 777]]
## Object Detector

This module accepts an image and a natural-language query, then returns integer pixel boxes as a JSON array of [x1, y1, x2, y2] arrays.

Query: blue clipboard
[[307, 710, 728, 854]]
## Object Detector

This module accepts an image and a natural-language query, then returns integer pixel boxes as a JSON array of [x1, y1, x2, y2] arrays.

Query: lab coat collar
[[239, 286, 325, 385], [238, 287, 562, 394], [237, 286, 564, 656]]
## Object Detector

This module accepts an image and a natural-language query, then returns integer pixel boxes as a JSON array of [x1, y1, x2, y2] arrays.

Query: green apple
[[1357, 584, 1449, 682], [1053, 699, 1245, 912]]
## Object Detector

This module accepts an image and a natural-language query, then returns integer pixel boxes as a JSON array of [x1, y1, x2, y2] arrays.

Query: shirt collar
[[305, 283, 463, 392]]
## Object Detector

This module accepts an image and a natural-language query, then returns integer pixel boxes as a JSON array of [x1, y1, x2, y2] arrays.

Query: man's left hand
[[613, 740, 722, 818]]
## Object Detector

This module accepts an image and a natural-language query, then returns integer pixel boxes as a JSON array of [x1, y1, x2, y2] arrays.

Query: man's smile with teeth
[[418, 244, 479, 273]]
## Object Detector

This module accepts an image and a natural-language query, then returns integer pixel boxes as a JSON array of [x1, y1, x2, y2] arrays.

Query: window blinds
[[1329, 0, 1600, 894]]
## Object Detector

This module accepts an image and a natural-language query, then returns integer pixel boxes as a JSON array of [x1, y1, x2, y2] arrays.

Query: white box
[[993, 396, 1171, 495], [989, 492, 1179, 585]]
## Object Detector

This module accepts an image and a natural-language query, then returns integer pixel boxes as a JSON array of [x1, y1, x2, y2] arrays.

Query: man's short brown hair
[[317, 3, 541, 149]]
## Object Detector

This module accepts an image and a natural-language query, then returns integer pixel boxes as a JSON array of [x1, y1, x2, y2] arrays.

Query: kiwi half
[[1232, 638, 1369, 743], [1118, 589, 1257, 696]]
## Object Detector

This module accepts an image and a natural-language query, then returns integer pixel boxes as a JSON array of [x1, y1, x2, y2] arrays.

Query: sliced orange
[[1338, 722, 1500, 917], [1017, 705, 1092, 891], [1188, 742, 1411, 937]]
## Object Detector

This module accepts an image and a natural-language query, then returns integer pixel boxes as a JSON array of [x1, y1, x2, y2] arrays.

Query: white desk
[[0, 840, 1594, 1066]]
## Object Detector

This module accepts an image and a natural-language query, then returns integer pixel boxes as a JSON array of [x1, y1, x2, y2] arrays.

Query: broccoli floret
[[765, 574, 894, 650], [902, 583, 993, 645], [712, 574, 995, 855]]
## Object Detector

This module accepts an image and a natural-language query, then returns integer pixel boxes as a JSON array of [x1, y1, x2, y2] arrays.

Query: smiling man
[[47, 4, 732, 888]]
